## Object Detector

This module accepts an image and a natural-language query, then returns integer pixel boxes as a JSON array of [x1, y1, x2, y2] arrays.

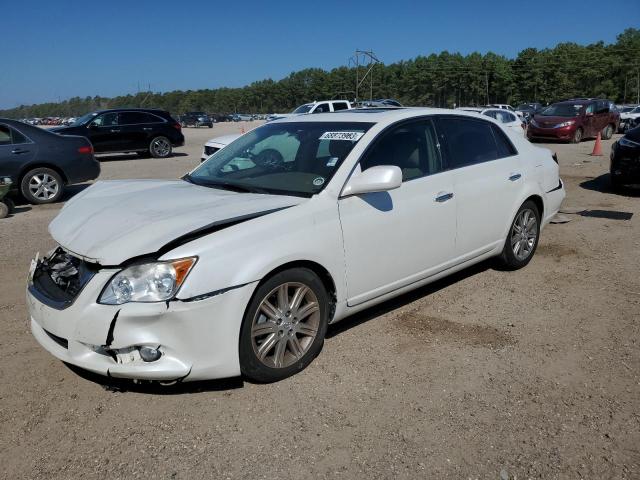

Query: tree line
[[3, 28, 639, 119]]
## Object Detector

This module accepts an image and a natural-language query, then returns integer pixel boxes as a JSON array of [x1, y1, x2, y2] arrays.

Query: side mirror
[[341, 165, 402, 197]]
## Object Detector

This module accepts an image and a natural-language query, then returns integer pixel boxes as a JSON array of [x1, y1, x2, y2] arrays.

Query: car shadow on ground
[[98, 152, 188, 162], [580, 174, 640, 198], [326, 260, 491, 339], [9, 183, 92, 208], [71, 259, 494, 395]]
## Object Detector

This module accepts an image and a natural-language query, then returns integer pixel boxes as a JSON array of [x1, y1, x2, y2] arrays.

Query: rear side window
[[11, 128, 28, 144], [332, 102, 349, 111], [436, 117, 499, 168], [491, 125, 518, 157], [120, 112, 163, 124]]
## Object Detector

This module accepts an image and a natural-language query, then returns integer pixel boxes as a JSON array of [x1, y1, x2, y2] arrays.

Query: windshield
[[71, 112, 98, 126], [292, 104, 313, 114], [187, 121, 373, 197], [541, 104, 583, 117]]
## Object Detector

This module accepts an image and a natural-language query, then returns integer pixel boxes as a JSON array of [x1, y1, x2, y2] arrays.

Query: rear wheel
[[239, 268, 329, 383], [571, 127, 583, 144], [20, 167, 64, 204], [498, 201, 540, 270], [601, 124, 614, 140], [149, 136, 172, 158]]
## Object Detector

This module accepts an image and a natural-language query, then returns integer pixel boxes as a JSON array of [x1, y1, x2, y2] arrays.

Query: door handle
[[143, 127, 152, 131], [435, 192, 454, 203], [509, 173, 522, 181], [11, 148, 28, 154], [110, 129, 121, 133]]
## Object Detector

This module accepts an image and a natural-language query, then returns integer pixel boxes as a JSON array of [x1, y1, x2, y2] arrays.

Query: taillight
[[78, 145, 93, 154], [173, 123, 182, 130]]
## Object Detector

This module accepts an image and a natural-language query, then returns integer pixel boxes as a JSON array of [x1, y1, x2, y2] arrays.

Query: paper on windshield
[[319, 131, 364, 141]]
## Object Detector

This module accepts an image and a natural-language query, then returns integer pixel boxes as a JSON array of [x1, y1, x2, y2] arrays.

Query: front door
[[86, 112, 126, 153], [339, 118, 457, 306], [0, 123, 37, 180]]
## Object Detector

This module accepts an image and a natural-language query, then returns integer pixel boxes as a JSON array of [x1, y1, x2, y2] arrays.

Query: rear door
[[435, 115, 523, 259], [119, 111, 165, 150], [0, 124, 37, 181]]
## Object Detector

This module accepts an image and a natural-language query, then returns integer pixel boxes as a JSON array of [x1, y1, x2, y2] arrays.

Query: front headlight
[[99, 257, 197, 305], [556, 121, 575, 128], [619, 137, 640, 148]]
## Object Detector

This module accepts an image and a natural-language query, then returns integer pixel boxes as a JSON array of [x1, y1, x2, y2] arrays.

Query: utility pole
[[623, 74, 627, 104], [485, 72, 489, 105], [350, 50, 380, 104]]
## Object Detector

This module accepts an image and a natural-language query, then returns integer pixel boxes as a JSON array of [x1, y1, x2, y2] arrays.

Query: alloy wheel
[[151, 137, 171, 157], [510, 208, 538, 261], [251, 282, 320, 369], [28, 173, 59, 201]]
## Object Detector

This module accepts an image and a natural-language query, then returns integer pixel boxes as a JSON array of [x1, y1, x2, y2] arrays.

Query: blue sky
[[2, 0, 638, 109]]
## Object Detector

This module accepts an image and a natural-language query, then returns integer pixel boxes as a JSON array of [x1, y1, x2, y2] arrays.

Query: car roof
[[271, 107, 496, 125], [94, 108, 169, 114]]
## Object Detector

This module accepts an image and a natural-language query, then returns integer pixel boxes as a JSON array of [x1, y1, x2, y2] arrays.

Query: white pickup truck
[[266, 100, 352, 122]]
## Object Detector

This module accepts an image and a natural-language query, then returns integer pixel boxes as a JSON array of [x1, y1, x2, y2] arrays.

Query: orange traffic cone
[[590, 132, 603, 156]]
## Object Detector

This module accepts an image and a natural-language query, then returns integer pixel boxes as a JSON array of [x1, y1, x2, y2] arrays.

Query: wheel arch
[[524, 194, 544, 220], [18, 163, 68, 185], [257, 260, 338, 321]]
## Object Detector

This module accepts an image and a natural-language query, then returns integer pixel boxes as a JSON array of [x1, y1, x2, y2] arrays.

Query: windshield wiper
[[185, 176, 267, 194]]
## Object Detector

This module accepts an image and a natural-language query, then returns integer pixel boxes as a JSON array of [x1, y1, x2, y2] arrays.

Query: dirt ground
[[0, 123, 638, 479]]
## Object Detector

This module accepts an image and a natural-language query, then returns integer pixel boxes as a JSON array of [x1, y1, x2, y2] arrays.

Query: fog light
[[139, 346, 162, 362]]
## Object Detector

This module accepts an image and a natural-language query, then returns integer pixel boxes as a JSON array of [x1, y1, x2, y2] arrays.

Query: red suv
[[527, 99, 619, 143]]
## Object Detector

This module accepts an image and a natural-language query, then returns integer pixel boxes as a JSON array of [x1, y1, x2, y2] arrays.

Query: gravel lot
[[0, 123, 638, 479]]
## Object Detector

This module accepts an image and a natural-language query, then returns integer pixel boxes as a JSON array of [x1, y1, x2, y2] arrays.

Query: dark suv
[[180, 112, 214, 128], [52, 108, 184, 158], [527, 99, 619, 143]]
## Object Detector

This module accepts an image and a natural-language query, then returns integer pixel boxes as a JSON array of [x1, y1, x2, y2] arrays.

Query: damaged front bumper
[[27, 258, 257, 382]]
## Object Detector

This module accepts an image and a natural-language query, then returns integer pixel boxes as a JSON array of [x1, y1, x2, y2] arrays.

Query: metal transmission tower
[[348, 50, 381, 104]]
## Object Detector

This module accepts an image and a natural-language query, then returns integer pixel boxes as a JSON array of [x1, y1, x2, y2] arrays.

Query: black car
[[0, 119, 100, 204], [180, 111, 214, 128], [52, 108, 184, 158], [610, 126, 640, 189]]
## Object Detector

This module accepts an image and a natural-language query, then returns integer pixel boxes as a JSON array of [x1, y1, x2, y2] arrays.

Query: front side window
[[91, 112, 119, 127], [437, 117, 499, 168], [360, 119, 443, 181], [188, 121, 373, 197], [313, 103, 331, 114]]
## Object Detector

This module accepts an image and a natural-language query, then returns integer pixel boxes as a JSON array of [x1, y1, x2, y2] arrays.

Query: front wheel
[[239, 268, 329, 383], [20, 167, 64, 204], [498, 201, 540, 270], [149, 136, 172, 158], [571, 127, 583, 144]]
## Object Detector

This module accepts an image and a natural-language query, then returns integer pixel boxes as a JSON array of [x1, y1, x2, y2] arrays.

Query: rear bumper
[[542, 179, 566, 227], [66, 157, 101, 184]]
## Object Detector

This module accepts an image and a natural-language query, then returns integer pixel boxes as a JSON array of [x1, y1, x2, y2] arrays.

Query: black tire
[[239, 268, 329, 383], [497, 200, 541, 270], [20, 167, 64, 204], [610, 172, 624, 191], [570, 127, 583, 144], [601, 124, 614, 140], [149, 136, 172, 158]]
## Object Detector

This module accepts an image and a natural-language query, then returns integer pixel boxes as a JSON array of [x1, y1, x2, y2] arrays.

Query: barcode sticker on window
[[319, 131, 364, 141]]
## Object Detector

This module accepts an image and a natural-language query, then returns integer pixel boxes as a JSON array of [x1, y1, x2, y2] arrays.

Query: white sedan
[[201, 133, 240, 162], [27, 108, 565, 383], [457, 107, 525, 135]]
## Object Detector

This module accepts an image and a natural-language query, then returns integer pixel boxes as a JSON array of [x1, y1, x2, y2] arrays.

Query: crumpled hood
[[50, 179, 304, 265]]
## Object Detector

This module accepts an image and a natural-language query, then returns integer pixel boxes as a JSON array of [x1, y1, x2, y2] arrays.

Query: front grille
[[204, 146, 220, 156], [30, 248, 97, 310], [44, 329, 68, 349]]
